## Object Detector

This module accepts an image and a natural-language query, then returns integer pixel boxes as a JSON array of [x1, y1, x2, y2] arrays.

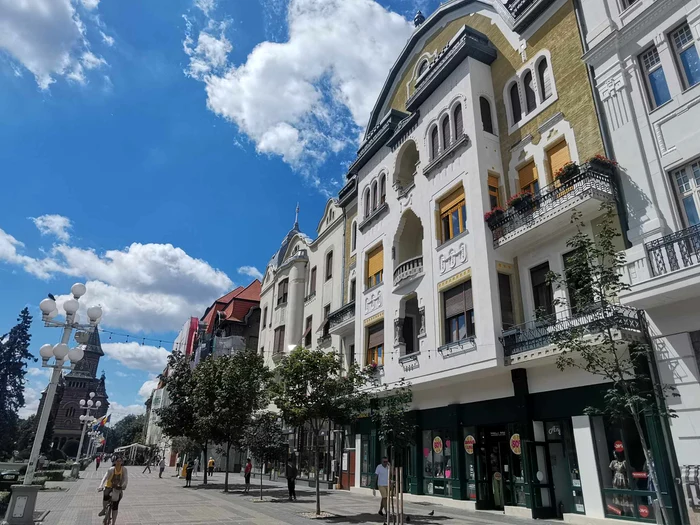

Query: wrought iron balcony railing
[[487, 166, 617, 245], [393, 256, 424, 287], [328, 301, 355, 330], [645, 224, 700, 277], [500, 304, 642, 357]]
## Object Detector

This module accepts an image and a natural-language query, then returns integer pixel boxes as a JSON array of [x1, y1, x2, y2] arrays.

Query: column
[[285, 260, 306, 349], [572, 415, 605, 518]]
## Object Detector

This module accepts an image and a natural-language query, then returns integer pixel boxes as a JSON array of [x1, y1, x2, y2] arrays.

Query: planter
[[588, 157, 616, 177], [510, 193, 533, 212], [556, 162, 580, 184], [485, 210, 504, 228]]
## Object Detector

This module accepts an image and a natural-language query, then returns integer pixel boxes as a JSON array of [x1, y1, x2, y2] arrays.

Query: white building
[[578, 1, 700, 523]]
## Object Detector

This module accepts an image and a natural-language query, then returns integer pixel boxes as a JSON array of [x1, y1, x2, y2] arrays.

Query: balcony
[[393, 256, 424, 288], [328, 301, 355, 337], [500, 305, 643, 365], [621, 224, 700, 309], [317, 334, 332, 346], [487, 166, 617, 255]]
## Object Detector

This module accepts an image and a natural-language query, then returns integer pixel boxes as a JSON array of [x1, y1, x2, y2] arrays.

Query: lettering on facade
[[439, 242, 467, 274]]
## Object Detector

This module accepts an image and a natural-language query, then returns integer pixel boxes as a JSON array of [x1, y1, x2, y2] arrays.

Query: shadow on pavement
[[321, 512, 453, 524]]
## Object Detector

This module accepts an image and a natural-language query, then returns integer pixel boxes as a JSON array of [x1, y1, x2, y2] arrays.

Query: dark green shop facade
[[356, 370, 682, 524]]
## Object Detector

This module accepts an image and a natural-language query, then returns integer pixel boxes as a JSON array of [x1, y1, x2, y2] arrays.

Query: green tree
[[0, 307, 35, 459], [170, 436, 200, 462], [192, 349, 272, 492], [370, 377, 415, 467], [111, 414, 146, 449], [243, 412, 287, 500], [272, 347, 369, 515], [13, 415, 53, 457], [548, 202, 676, 525]]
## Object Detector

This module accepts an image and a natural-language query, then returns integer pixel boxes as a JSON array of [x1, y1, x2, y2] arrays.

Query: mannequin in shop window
[[610, 450, 633, 514]]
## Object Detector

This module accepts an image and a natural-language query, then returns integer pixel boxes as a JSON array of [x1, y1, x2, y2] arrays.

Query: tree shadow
[[189, 482, 330, 500], [322, 512, 453, 524]]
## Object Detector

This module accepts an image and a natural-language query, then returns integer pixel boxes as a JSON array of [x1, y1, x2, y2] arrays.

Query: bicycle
[[98, 486, 122, 525]]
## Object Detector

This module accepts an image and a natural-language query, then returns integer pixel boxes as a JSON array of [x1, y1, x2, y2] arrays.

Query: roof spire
[[294, 202, 300, 230], [414, 10, 425, 27]]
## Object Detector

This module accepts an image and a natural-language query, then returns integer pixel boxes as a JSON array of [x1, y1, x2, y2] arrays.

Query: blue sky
[[0, 0, 438, 422]]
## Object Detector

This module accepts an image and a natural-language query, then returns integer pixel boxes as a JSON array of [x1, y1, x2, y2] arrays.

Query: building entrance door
[[525, 441, 557, 519], [475, 426, 508, 510]]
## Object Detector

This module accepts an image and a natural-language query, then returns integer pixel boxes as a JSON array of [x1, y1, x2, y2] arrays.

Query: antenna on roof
[[294, 202, 300, 229]]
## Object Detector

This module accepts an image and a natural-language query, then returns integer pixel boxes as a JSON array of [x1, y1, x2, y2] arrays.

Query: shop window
[[531, 262, 554, 319], [277, 279, 288, 306], [454, 103, 463, 137], [422, 430, 452, 497], [366, 245, 383, 289], [430, 126, 439, 159], [510, 83, 522, 124], [325, 251, 333, 280], [439, 186, 467, 243], [498, 273, 515, 329], [366, 321, 384, 366], [480, 97, 494, 134], [518, 160, 539, 195], [443, 280, 475, 343], [671, 23, 700, 89], [441, 116, 451, 149], [488, 174, 501, 209], [524, 70, 537, 113], [304, 316, 312, 347], [671, 160, 700, 226], [360, 434, 373, 487], [538, 58, 552, 101], [640, 46, 671, 109], [310, 266, 317, 295], [592, 416, 660, 522]]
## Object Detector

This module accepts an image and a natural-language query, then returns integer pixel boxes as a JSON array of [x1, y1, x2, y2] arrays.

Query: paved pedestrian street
[[34, 466, 559, 525]]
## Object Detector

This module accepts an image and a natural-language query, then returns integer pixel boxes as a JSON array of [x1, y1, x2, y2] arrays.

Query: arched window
[[364, 189, 371, 218], [538, 58, 552, 101], [430, 126, 439, 159], [380, 175, 386, 204], [524, 71, 536, 113], [454, 104, 463, 137], [351, 221, 357, 251], [418, 60, 428, 77], [479, 97, 493, 134], [510, 83, 522, 124], [371, 181, 378, 210], [441, 117, 451, 149]]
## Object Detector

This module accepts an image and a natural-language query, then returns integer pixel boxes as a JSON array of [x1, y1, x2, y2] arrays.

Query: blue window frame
[[640, 46, 671, 108], [672, 23, 700, 89]]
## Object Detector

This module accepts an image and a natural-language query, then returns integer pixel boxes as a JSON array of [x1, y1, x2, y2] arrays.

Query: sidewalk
[[34, 464, 558, 525]]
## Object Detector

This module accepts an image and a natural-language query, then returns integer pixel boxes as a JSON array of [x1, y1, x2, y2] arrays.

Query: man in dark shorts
[[99, 456, 128, 524], [244, 458, 252, 493]]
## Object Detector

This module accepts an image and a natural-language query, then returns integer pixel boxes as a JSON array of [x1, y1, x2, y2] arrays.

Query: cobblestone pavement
[[36, 466, 558, 525]]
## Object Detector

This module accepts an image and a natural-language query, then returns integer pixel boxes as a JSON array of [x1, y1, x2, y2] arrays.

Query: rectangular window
[[443, 280, 475, 343], [671, 23, 700, 89], [273, 325, 286, 354], [366, 321, 384, 366], [310, 266, 317, 295], [350, 279, 357, 301], [640, 46, 671, 108], [488, 175, 501, 209], [349, 344, 355, 366], [304, 316, 313, 347], [439, 186, 467, 242], [366, 245, 384, 289], [530, 262, 554, 318], [325, 252, 333, 281], [498, 273, 515, 329], [277, 279, 288, 305], [548, 140, 571, 178], [518, 160, 539, 195], [263, 306, 268, 328], [672, 161, 700, 226], [323, 304, 331, 337]]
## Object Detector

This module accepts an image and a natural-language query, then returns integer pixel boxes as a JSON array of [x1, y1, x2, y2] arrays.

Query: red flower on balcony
[[483, 207, 505, 222], [507, 191, 533, 208], [588, 154, 618, 167]]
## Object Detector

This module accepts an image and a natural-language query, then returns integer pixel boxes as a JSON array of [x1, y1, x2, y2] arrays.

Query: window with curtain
[[454, 103, 463, 137], [524, 70, 536, 113], [548, 140, 571, 178], [488, 175, 501, 209], [480, 97, 493, 134], [439, 186, 466, 243], [366, 322, 384, 365], [518, 160, 539, 195], [537, 58, 552, 101], [441, 116, 451, 150], [671, 23, 700, 89], [443, 280, 475, 343], [431, 126, 439, 159], [510, 83, 522, 124], [530, 262, 554, 318], [498, 273, 515, 329], [277, 279, 288, 305], [325, 251, 333, 280], [640, 45, 671, 109], [366, 245, 383, 288]]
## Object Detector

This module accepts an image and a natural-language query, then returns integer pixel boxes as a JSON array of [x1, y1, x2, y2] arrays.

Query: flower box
[[507, 192, 533, 212], [588, 154, 618, 176], [555, 161, 580, 183], [484, 207, 505, 228]]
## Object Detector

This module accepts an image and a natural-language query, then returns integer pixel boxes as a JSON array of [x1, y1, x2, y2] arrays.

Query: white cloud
[[186, 0, 413, 171], [102, 342, 169, 374], [31, 214, 72, 241], [138, 377, 160, 401], [100, 31, 114, 47], [81, 51, 106, 70], [183, 16, 232, 80], [114, 371, 131, 378], [195, 0, 216, 16], [237, 265, 263, 281], [108, 402, 146, 424], [27, 367, 51, 379], [0, 0, 108, 89], [18, 385, 41, 419], [0, 227, 63, 279]]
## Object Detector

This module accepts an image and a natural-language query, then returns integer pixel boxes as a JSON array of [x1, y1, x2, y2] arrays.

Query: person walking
[[208, 457, 215, 476], [98, 456, 128, 525], [96, 455, 101, 470], [142, 456, 152, 474], [374, 457, 390, 516], [244, 458, 253, 493], [158, 457, 165, 479], [285, 458, 297, 501], [193, 457, 200, 478], [184, 461, 194, 487]]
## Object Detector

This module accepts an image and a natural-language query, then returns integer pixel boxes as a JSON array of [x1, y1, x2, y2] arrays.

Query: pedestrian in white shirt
[[374, 457, 390, 516]]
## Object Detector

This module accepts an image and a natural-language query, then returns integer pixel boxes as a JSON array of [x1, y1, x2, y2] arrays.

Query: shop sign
[[433, 436, 443, 454], [607, 504, 622, 516], [494, 472, 502, 481], [638, 505, 650, 518], [464, 435, 476, 455], [632, 471, 648, 479], [614, 440, 624, 453], [509, 433, 522, 455], [575, 504, 585, 513]]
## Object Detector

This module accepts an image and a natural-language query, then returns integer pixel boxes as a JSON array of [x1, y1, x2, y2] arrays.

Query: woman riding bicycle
[[98, 455, 128, 524]]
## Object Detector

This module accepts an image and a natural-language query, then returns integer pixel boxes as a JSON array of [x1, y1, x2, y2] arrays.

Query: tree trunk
[[260, 463, 264, 500], [632, 415, 670, 525], [224, 442, 231, 493], [315, 431, 321, 516], [203, 441, 208, 485]]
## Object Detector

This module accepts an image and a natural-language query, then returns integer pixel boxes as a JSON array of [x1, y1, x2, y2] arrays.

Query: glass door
[[525, 441, 557, 519]]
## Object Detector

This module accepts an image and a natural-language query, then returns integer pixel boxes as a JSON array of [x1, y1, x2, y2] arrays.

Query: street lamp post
[[77, 393, 101, 462], [4, 283, 102, 525]]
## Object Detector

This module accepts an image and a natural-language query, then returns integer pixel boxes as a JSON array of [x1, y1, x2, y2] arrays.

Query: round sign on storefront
[[638, 505, 650, 518], [614, 440, 624, 453], [510, 433, 522, 455], [433, 436, 443, 454], [464, 435, 476, 455]]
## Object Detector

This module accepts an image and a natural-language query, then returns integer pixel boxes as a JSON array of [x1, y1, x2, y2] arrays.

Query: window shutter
[[444, 285, 466, 318], [367, 246, 383, 277], [439, 186, 465, 215], [367, 322, 384, 348], [518, 161, 538, 192], [454, 105, 463, 137], [463, 280, 473, 311], [548, 141, 571, 177]]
